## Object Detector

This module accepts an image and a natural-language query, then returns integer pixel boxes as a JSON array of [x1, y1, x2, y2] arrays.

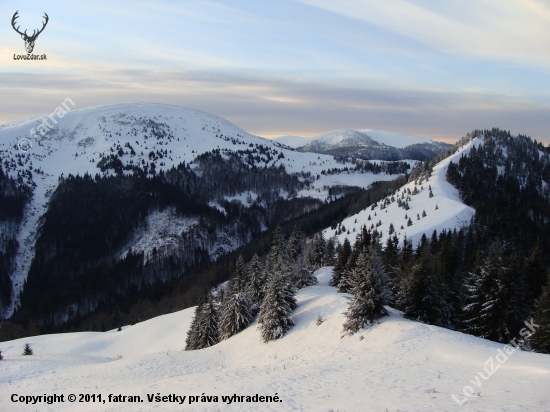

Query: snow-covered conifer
[[197, 292, 219, 349], [342, 246, 391, 334], [307, 233, 326, 269], [286, 226, 304, 263], [246, 254, 265, 313], [219, 276, 254, 340], [258, 273, 295, 342], [294, 267, 318, 289], [461, 242, 511, 341], [185, 295, 206, 351], [330, 238, 352, 287], [323, 237, 336, 266], [234, 255, 247, 289]]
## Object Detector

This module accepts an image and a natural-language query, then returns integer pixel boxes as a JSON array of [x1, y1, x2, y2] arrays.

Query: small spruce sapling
[[0, 349, 3, 360], [22, 343, 33, 356], [316, 313, 324, 326]]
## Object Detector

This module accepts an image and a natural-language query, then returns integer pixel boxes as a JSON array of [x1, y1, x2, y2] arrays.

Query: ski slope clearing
[[1, 267, 549, 411], [324, 138, 483, 246]]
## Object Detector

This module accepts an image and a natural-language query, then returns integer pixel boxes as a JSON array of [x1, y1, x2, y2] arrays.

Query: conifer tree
[[524, 242, 546, 305], [185, 295, 206, 351], [246, 254, 265, 314], [338, 242, 360, 293], [382, 234, 399, 273], [342, 246, 391, 334], [0, 349, 3, 360], [197, 292, 219, 349], [392, 236, 414, 299], [219, 276, 254, 340], [269, 226, 286, 260], [323, 237, 336, 266], [22, 343, 33, 356], [397, 243, 450, 327], [258, 273, 295, 342], [286, 226, 304, 263], [308, 233, 326, 269], [234, 255, 247, 289], [529, 275, 550, 354], [330, 238, 352, 287], [461, 242, 512, 341], [294, 267, 318, 289]]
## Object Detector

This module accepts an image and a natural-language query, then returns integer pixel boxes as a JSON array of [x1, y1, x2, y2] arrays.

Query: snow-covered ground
[[1, 267, 549, 411], [324, 138, 482, 246]]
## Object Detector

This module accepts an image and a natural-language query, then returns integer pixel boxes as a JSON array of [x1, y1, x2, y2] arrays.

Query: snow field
[[1, 267, 549, 411]]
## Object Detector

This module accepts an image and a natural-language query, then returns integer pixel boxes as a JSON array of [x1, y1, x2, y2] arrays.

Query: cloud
[[1, 1, 548, 143], [294, 0, 550, 66], [1, 68, 548, 143]]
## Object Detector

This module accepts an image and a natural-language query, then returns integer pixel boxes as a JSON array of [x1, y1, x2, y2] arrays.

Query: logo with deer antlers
[[11, 11, 49, 54]]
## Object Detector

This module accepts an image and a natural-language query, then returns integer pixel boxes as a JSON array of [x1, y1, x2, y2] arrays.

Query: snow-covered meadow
[[1, 268, 548, 411]]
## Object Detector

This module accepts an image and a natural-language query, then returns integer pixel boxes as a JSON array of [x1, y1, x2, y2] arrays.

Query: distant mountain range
[[274, 129, 451, 161]]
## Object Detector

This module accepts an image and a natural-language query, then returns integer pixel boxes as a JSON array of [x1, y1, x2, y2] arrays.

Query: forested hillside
[[326, 129, 550, 352], [0, 164, 32, 309]]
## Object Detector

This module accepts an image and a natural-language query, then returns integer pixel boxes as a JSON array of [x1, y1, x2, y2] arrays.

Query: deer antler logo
[[12, 11, 49, 54]]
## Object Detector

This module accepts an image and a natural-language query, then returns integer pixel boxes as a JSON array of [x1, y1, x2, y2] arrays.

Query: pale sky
[[1, 0, 549, 143]]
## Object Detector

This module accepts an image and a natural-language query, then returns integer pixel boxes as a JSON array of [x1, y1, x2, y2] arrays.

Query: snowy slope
[[1, 267, 549, 412], [271, 135, 312, 148], [300, 129, 376, 151], [358, 128, 435, 148], [0, 103, 401, 318], [324, 138, 482, 246]]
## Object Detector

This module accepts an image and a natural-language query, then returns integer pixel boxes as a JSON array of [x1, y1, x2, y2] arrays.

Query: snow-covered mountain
[[0, 103, 404, 321], [270, 135, 309, 148], [323, 137, 479, 246], [1, 268, 548, 411], [274, 128, 451, 161], [301, 129, 377, 151]]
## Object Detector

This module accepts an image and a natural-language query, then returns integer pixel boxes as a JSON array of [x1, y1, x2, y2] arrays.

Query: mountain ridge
[[274, 128, 451, 161]]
